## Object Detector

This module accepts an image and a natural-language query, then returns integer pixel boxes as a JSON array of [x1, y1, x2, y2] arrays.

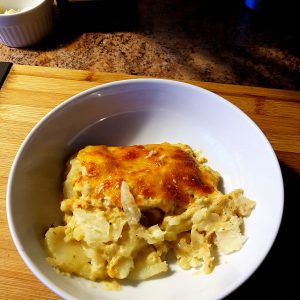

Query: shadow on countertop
[[136, 0, 299, 89], [225, 160, 299, 299], [0, 0, 299, 89], [31, 0, 140, 49]]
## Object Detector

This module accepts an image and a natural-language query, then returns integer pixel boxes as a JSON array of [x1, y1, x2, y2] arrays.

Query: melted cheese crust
[[64, 143, 219, 214]]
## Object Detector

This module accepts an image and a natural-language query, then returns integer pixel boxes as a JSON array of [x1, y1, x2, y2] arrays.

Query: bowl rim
[[0, 0, 49, 18], [6, 78, 284, 300]]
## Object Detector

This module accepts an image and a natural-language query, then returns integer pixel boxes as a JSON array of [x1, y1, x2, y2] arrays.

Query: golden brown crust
[[72, 143, 216, 214]]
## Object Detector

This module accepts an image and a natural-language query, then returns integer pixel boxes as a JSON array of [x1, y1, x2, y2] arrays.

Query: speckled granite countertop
[[0, 0, 299, 89]]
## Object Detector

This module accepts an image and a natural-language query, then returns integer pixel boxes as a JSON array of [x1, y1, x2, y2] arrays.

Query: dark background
[[1, 0, 299, 89]]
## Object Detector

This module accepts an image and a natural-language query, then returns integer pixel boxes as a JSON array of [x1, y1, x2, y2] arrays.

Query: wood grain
[[0, 64, 299, 299]]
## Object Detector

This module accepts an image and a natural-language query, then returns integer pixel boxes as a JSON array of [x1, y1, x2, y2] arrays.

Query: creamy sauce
[[0, 6, 31, 14]]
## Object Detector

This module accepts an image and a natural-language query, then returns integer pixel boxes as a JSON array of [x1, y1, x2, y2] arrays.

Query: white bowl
[[0, 0, 53, 47], [7, 79, 283, 300]]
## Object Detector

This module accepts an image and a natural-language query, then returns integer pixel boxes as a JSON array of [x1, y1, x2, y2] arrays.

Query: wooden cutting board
[[0, 64, 299, 299]]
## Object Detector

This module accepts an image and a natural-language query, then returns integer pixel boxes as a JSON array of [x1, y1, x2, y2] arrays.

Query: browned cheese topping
[[74, 143, 215, 214]]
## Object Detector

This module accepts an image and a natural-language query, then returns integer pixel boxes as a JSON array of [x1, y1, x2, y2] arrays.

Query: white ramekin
[[0, 0, 53, 47]]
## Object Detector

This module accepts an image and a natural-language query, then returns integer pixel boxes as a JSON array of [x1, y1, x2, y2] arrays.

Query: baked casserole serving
[[45, 143, 255, 288]]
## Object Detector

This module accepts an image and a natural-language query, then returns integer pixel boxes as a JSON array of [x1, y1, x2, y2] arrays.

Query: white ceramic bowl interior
[[0, 0, 53, 47], [7, 79, 284, 300]]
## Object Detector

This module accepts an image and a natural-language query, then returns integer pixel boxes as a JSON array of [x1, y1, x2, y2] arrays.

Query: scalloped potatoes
[[45, 143, 255, 287]]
